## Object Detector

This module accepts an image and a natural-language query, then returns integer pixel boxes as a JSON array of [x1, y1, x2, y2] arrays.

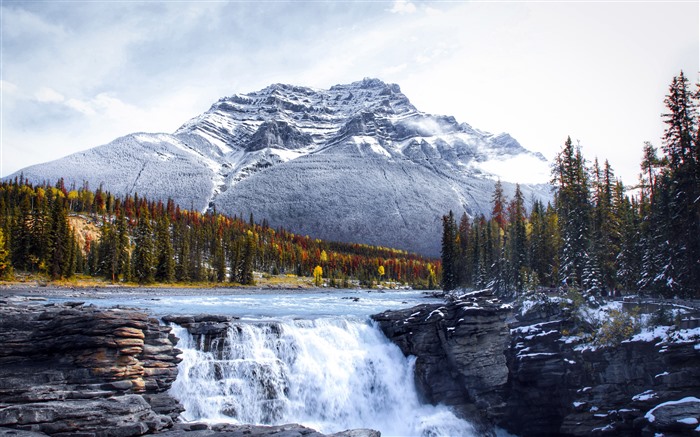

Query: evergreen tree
[[440, 210, 458, 291], [457, 212, 472, 286], [213, 235, 226, 282], [11, 194, 33, 271], [240, 230, 256, 285], [132, 207, 156, 284], [659, 71, 699, 295], [48, 193, 72, 279], [553, 137, 591, 289], [116, 212, 131, 282], [175, 224, 191, 282], [507, 184, 527, 292], [97, 220, 117, 281], [155, 215, 175, 282], [616, 188, 642, 291]]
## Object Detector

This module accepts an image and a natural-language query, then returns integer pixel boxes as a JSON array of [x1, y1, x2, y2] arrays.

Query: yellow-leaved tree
[[0, 227, 13, 280], [377, 265, 385, 279], [313, 265, 323, 287]]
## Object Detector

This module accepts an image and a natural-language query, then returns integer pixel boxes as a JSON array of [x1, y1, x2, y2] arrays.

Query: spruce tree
[[441, 211, 459, 291], [48, 193, 71, 279], [240, 230, 256, 285], [155, 215, 175, 282], [457, 212, 472, 287], [116, 212, 131, 281], [132, 207, 156, 284], [507, 184, 527, 292], [552, 137, 591, 289]]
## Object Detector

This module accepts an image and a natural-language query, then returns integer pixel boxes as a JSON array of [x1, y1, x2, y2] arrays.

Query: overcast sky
[[1, 0, 698, 185]]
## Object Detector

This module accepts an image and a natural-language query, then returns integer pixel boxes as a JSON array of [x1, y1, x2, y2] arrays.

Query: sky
[[1, 0, 698, 185]]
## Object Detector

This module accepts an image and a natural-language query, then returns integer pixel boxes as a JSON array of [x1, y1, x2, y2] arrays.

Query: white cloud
[[34, 87, 64, 103], [389, 0, 416, 15], [0, 80, 19, 95], [1, 0, 697, 185]]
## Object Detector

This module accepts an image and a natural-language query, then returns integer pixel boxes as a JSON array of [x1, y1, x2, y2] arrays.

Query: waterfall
[[169, 318, 476, 437]]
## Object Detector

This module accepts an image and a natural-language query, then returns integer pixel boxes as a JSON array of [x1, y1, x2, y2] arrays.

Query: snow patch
[[644, 397, 700, 423], [633, 390, 658, 402]]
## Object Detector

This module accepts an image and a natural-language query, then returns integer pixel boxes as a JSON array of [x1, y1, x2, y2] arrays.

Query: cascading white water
[[170, 318, 476, 437]]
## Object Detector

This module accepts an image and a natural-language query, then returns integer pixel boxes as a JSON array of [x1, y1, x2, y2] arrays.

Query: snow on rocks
[[643, 397, 700, 435]]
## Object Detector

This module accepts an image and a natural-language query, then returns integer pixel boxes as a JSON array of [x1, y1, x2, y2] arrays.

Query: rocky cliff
[[371, 289, 512, 434], [372, 291, 700, 436], [0, 297, 183, 436]]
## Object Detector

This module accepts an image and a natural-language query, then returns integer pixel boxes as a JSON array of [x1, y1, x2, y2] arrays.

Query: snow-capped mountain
[[9, 78, 551, 256]]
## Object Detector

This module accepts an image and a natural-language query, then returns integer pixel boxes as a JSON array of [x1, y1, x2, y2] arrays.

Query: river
[[47, 288, 478, 436]]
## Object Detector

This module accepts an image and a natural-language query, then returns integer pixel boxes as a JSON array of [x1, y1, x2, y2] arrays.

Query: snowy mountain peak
[[9, 79, 551, 256]]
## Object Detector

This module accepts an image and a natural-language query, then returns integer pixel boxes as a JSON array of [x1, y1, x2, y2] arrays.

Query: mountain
[[8, 78, 551, 256]]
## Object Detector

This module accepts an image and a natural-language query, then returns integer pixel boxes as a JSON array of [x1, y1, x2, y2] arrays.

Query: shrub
[[595, 308, 640, 347]]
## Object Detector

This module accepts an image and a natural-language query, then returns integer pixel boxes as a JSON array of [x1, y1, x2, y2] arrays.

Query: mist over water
[[169, 318, 476, 437]]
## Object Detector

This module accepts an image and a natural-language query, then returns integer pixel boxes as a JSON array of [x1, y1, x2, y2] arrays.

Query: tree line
[[0, 180, 440, 287], [442, 71, 700, 298]]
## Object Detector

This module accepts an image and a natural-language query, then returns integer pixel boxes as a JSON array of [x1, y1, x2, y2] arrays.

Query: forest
[[0, 180, 439, 288], [441, 72, 700, 298]]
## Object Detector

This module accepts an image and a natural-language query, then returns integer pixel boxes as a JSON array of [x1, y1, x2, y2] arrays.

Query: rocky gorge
[[372, 290, 700, 436], [1, 291, 699, 437]]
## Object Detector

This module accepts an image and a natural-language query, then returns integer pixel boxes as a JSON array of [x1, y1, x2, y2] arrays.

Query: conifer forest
[[0, 181, 439, 288], [441, 72, 700, 298]]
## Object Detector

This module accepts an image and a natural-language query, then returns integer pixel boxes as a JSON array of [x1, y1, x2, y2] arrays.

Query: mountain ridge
[[8, 78, 552, 256]]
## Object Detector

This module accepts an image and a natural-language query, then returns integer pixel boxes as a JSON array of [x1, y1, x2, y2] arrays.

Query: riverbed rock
[[156, 423, 380, 437], [161, 314, 237, 355], [0, 299, 182, 436]]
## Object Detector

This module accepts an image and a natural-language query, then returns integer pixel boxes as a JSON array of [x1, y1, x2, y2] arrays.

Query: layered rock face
[[373, 292, 700, 436], [0, 298, 182, 436], [371, 290, 512, 432], [506, 307, 700, 436]]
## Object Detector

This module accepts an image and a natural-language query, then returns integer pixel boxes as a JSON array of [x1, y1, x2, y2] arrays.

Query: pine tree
[[440, 211, 459, 291], [116, 212, 131, 281], [240, 230, 256, 285], [132, 207, 156, 284], [154, 215, 175, 282], [553, 137, 591, 288], [213, 235, 226, 282], [175, 224, 191, 282], [507, 184, 527, 292], [48, 193, 71, 279], [641, 71, 700, 296], [11, 194, 33, 271], [616, 189, 642, 291], [457, 212, 472, 287]]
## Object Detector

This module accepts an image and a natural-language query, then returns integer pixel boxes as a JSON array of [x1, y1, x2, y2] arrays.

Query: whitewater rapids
[[169, 318, 476, 437]]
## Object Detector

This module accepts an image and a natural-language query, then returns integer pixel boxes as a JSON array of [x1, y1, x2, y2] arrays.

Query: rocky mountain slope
[[9, 78, 551, 256]]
